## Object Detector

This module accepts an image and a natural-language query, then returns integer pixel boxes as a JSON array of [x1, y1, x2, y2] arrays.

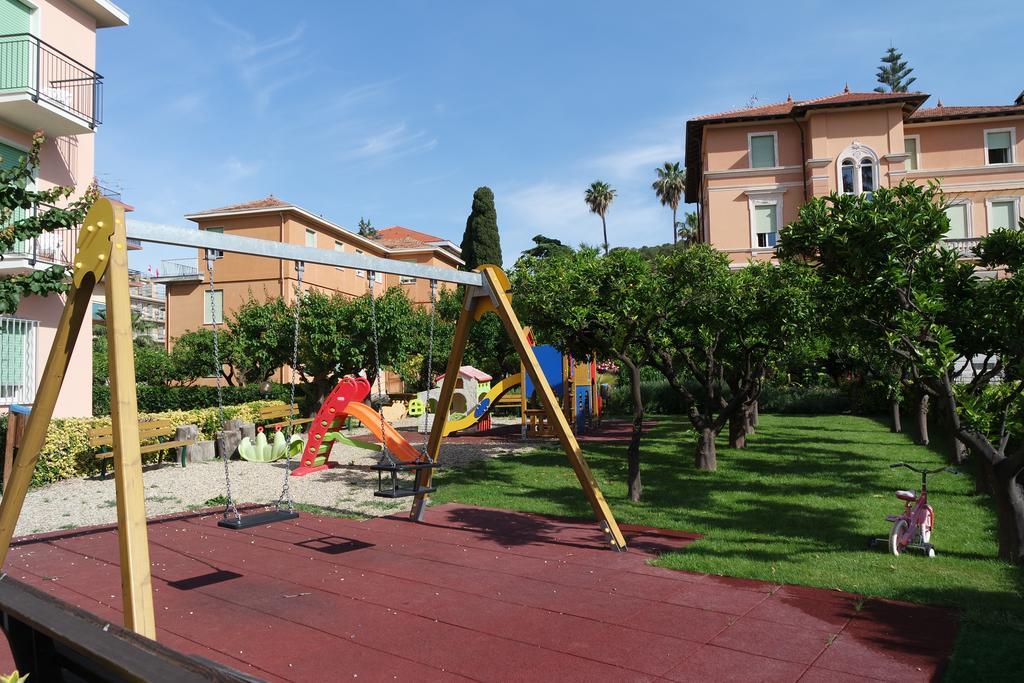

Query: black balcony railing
[[0, 33, 103, 128]]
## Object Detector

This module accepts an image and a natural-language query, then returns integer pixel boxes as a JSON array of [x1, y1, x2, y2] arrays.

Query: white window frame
[[0, 315, 38, 405], [203, 289, 224, 325], [400, 275, 417, 285], [305, 228, 317, 248], [984, 127, 1016, 166], [355, 249, 365, 278], [942, 200, 972, 240], [904, 135, 921, 171], [836, 142, 879, 195], [334, 240, 344, 270], [747, 192, 783, 251], [986, 196, 1021, 231], [747, 131, 779, 169]]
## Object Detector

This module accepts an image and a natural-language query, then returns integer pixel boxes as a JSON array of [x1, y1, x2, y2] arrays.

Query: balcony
[[0, 33, 103, 136], [944, 237, 981, 259], [151, 259, 203, 282], [0, 222, 78, 276]]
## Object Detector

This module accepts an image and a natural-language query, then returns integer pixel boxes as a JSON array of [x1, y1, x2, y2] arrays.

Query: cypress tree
[[873, 46, 916, 93], [460, 186, 503, 269]]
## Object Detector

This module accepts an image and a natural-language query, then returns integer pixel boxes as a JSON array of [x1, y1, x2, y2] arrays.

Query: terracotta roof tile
[[693, 91, 926, 122], [378, 226, 447, 243], [909, 104, 1024, 121], [193, 196, 292, 215], [376, 236, 430, 249]]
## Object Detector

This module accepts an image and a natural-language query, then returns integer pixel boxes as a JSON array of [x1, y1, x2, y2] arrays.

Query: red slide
[[291, 375, 422, 477]]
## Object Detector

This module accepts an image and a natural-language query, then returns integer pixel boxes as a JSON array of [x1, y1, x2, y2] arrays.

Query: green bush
[[607, 379, 863, 415], [92, 383, 292, 415], [0, 400, 285, 487]]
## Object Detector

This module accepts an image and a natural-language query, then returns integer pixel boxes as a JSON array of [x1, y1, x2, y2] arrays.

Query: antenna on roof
[[843, 83, 850, 93], [746, 91, 759, 107]]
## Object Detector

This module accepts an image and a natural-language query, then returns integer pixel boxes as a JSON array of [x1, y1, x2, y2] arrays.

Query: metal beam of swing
[[126, 222, 485, 286]]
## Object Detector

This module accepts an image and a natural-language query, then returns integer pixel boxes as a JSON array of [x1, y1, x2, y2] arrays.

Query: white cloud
[[591, 142, 684, 179], [498, 182, 671, 260], [222, 157, 262, 182], [340, 124, 438, 162]]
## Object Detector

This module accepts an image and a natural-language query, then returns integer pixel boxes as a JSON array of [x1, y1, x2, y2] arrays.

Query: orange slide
[[342, 402, 422, 463], [291, 375, 424, 476]]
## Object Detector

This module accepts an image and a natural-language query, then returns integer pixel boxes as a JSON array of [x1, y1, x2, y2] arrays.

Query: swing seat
[[218, 509, 299, 530], [371, 460, 438, 498]]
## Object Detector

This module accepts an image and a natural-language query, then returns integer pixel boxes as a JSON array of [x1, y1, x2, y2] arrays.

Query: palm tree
[[674, 211, 699, 246], [584, 181, 616, 254], [652, 162, 686, 244]]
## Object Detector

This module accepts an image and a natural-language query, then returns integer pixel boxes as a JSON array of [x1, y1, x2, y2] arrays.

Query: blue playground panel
[[524, 344, 564, 401], [575, 385, 590, 434]]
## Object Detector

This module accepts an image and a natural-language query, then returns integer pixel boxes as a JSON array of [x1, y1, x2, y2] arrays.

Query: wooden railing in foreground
[[0, 574, 261, 682]]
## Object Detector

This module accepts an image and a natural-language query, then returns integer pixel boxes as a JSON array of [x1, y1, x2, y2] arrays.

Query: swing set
[[0, 198, 627, 641]]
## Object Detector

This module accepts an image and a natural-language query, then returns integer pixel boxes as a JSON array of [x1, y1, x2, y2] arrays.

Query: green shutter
[[0, 140, 29, 252], [944, 204, 968, 239], [904, 138, 918, 171], [750, 135, 776, 168], [990, 201, 1016, 230], [0, 1, 32, 92], [0, 319, 27, 390]]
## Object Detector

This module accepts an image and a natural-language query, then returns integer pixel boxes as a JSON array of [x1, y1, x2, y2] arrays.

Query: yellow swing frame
[[0, 199, 626, 640]]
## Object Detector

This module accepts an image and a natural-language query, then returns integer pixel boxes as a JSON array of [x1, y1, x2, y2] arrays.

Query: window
[[904, 136, 919, 171], [753, 203, 778, 248], [400, 276, 417, 285], [204, 226, 224, 260], [837, 142, 879, 195], [0, 316, 38, 405], [305, 229, 316, 248], [988, 198, 1019, 231], [985, 129, 1014, 165], [334, 240, 344, 270], [355, 249, 365, 278], [943, 203, 970, 240], [749, 133, 777, 168], [203, 289, 224, 325]]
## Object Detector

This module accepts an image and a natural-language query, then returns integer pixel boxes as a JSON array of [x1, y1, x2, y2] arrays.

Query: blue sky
[[99, 0, 1024, 270]]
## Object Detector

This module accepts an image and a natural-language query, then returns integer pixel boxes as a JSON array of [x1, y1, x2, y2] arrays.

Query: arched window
[[836, 142, 879, 196]]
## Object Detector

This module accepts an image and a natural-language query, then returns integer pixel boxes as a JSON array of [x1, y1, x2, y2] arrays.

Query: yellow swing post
[[410, 266, 627, 551], [0, 199, 156, 638]]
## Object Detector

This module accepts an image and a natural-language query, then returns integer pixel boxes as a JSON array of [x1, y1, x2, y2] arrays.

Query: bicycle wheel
[[889, 519, 909, 556], [919, 507, 934, 544]]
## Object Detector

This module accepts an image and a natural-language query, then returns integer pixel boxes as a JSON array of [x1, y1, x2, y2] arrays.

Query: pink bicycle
[[884, 462, 956, 558]]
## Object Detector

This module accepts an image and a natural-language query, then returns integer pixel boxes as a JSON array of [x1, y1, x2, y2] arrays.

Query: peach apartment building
[[684, 89, 1024, 265], [0, 0, 128, 417], [155, 197, 463, 387]]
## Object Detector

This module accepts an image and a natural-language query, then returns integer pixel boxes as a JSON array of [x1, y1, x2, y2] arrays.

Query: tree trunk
[[976, 455, 994, 495], [951, 436, 968, 465], [672, 207, 678, 244], [890, 399, 902, 433], [695, 427, 717, 471], [990, 455, 1024, 563], [601, 215, 609, 255], [728, 410, 746, 449], [623, 358, 644, 502], [747, 402, 758, 434], [915, 394, 930, 446]]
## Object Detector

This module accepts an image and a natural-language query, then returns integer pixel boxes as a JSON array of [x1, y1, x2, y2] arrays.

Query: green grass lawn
[[432, 413, 1023, 681]]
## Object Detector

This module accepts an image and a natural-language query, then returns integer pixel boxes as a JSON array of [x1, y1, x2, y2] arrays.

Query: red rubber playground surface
[[0, 504, 956, 682]]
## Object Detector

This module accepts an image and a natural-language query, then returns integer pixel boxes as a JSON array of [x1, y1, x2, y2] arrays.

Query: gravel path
[[7, 418, 535, 537]]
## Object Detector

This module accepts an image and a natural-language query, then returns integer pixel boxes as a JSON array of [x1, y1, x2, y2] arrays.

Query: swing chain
[[207, 254, 241, 524], [368, 272, 396, 467], [276, 260, 304, 512], [421, 280, 438, 459]]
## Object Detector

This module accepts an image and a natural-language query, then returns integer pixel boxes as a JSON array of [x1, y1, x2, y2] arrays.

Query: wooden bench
[[87, 419, 197, 479], [256, 403, 314, 431]]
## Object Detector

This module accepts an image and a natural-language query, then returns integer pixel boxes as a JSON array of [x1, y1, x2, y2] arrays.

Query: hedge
[[0, 400, 284, 487], [92, 383, 293, 415], [606, 379, 869, 416]]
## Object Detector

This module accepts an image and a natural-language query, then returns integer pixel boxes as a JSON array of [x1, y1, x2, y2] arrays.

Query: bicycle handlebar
[[890, 462, 959, 475]]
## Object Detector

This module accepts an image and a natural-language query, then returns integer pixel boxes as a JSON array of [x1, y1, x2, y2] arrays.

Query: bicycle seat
[[895, 490, 917, 501]]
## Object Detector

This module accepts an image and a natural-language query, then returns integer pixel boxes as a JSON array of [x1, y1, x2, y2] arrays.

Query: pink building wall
[[695, 98, 1024, 264]]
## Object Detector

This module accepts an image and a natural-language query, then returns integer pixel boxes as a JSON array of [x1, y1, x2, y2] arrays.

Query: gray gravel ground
[[7, 417, 535, 537]]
